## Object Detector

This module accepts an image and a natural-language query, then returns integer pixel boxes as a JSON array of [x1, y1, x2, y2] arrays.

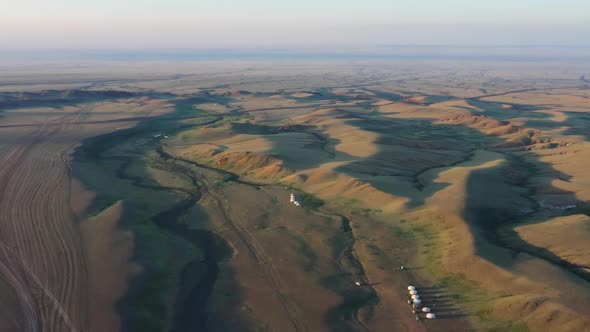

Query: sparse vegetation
[[2, 62, 590, 332]]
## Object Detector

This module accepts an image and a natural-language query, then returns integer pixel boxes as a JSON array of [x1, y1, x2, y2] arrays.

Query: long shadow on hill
[[362, 89, 403, 102], [227, 91, 590, 325], [561, 112, 590, 141], [468, 99, 590, 141], [463, 158, 590, 283], [229, 88, 385, 117], [466, 99, 551, 122], [235, 106, 508, 209], [434, 99, 590, 282], [230, 122, 314, 135], [282, 87, 373, 108], [321, 105, 590, 286], [363, 88, 456, 105], [229, 121, 346, 170], [331, 113, 485, 207]]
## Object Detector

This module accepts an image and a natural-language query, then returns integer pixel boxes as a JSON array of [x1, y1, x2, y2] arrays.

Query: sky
[[1, 0, 590, 50]]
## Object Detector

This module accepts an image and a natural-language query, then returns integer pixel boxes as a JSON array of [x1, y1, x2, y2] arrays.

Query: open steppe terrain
[[1, 61, 590, 331]]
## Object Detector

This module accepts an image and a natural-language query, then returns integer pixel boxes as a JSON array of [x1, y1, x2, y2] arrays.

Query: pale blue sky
[[5, 0, 590, 22], [2, 0, 589, 49]]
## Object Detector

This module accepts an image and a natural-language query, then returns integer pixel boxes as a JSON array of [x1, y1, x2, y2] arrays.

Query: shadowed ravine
[[74, 109, 235, 331]]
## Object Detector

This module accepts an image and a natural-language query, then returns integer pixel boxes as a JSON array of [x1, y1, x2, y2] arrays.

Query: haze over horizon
[[2, 0, 590, 52]]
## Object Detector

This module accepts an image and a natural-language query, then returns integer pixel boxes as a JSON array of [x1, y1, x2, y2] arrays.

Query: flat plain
[[1, 60, 590, 331]]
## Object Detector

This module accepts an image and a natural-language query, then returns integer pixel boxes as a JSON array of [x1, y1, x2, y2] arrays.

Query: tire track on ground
[[0, 106, 93, 331]]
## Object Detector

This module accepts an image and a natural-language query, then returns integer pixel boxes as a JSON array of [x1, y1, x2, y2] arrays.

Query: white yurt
[[411, 295, 420, 300], [422, 307, 431, 313], [409, 290, 418, 295], [426, 313, 436, 319], [412, 299, 421, 305], [407, 285, 416, 291]]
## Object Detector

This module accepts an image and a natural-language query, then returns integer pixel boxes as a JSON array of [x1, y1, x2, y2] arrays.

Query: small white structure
[[153, 133, 162, 138], [411, 295, 420, 300], [422, 307, 431, 313], [409, 290, 418, 295], [426, 313, 436, 320], [412, 299, 421, 305], [290, 193, 302, 207], [407, 285, 416, 291], [355, 281, 361, 286]]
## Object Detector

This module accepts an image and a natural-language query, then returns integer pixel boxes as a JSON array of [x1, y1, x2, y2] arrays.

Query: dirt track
[[0, 110, 89, 331], [0, 100, 167, 331]]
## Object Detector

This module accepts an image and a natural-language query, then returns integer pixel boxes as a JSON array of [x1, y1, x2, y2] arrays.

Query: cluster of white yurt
[[407, 285, 436, 319], [290, 193, 302, 207]]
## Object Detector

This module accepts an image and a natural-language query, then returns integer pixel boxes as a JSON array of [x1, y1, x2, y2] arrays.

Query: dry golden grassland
[[1, 61, 590, 331]]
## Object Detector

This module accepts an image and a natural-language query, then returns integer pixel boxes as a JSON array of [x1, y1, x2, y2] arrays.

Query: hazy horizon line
[[2, 44, 590, 63]]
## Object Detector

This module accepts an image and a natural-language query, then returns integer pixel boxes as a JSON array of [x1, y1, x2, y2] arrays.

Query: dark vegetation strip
[[145, 158, 233, 332], [158, 152, 308, 332], [74, 98, 233, 331], [322, 213, 377, 332], [412, 149, 477, 191]]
